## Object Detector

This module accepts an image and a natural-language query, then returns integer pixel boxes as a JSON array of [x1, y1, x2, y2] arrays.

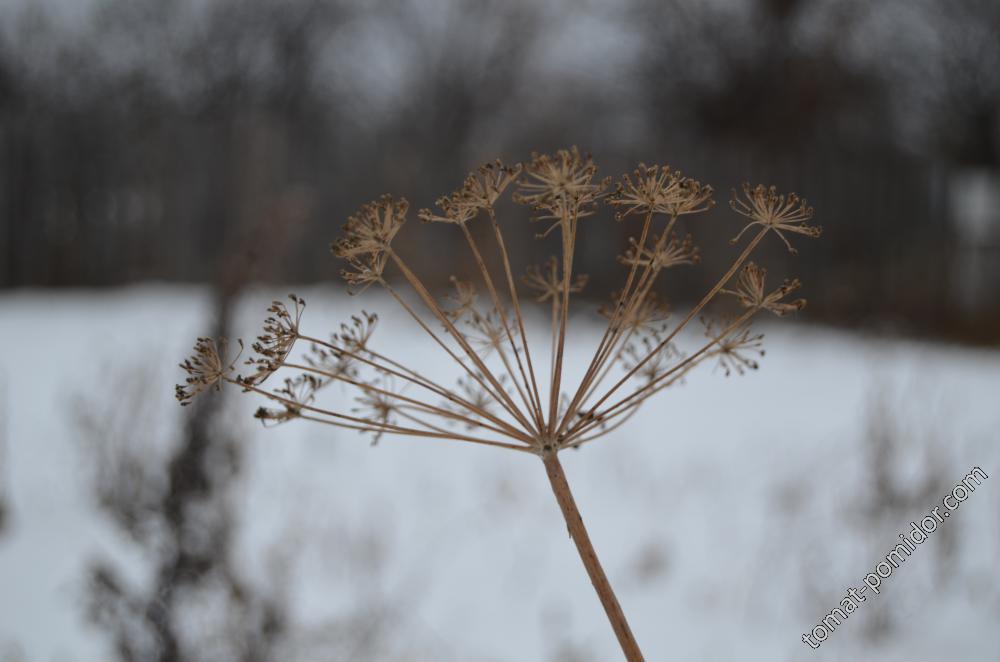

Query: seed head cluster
[[177, 148, 819, 457]]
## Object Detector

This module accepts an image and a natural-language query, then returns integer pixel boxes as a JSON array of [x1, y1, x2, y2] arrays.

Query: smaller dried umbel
[[607, 164, 714, 221], [352, 377, 400, 446], [522, 257, 588, 303], [175, 337, 242, 405], [254, 374, 321, 425], [332, 195, 408, 259], [246, 295, 305, 384], [619, 232, 700, 271], [722, 262, 806, 316], [514, 147, 611, 232], [730, 183, 821, 252], [705, 320, 766, 377], [419, 160, 521, 224], [444, 277, 479, 321], [332, 196, 407, 292], [600, 290, 669, 335]]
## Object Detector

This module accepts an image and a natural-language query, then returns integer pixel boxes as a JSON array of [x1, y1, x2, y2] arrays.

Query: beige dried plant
[[177, 147, 820, 661]]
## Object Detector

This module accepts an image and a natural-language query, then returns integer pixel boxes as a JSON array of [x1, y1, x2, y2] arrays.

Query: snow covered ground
[[0, 285, 998, 661]]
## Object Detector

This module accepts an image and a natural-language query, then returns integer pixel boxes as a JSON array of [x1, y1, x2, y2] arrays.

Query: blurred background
[[0, 0, 998, 661]]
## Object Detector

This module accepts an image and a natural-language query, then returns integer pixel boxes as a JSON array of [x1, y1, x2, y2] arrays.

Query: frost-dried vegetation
[[177, 147, 819, 661]]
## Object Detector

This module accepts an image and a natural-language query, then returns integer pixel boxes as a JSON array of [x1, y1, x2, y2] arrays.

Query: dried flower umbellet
[[177, 148, 820, 661]]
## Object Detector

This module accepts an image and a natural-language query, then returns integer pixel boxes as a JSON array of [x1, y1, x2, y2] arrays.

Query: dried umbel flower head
[[333, 197, 407, 294], [337, 311, 378, 353], [177, 148, 822, 661], [601, 290, 670, 334], [730, 183, 821, 253], [339, 252, 387, 294], [722, 262, 806, 316], [444, 277, 479, 321], [608, 164, 714, 221], [670, 178, 716, 217], [419, 160, 522, 224], [462, 160, 522, 209], [619, 231, 700, 270], [352, 377, 400, 445], [254, 374, 321, 425], [175, 337, 242, 405], [464, 309, 510, 357], [523, 256, 588, 303], [331, 195, 408, 260], [621, 337, 683, 384], [246, 294, 305, 384], [514, 147, 611, 227], [705, 320, 766, 377]]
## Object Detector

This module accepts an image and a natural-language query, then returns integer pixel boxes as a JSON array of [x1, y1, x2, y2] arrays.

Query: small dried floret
[[245, 294, 304, 385], [618, 232, 700, 271], [522, 256, 588, 303], [176, 337, 243, 405], [332, 195, 408, 262], [722, 262, 806, 316], [730, 184, 820, 253], [514, 147, 610, 226], [704, 320, 765, 377]]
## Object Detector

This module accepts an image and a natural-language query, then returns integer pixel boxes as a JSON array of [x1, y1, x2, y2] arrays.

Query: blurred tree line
[[1, 0, 998, 340]]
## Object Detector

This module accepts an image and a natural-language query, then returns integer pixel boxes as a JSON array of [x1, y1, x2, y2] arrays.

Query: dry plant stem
[[394, 407, 460, 435], [549, 297, 559, 378], [381, 279, 532, 432], [297, 413, 531, 453], [567, 365, 692, 447], [459, 223, 543, 426], [547, 213, 578, 435], [576, 242, 672, 409], [565, 308, 757, 441], [559, 213, 666, 433], [296, 334, 527, 440], [543, 452, 645, 662], [575, 212, 653, 388], [281, 362, 527, 441], [588, 213, 675, 379], [233, 380, 530, 451], [297, 334, 448, 394], [565, 402, 644, 448], [559, 228, 768, 439], [487, 208, 546, 420], [387, 249, 537, 433], [584, 224, 671, 377]]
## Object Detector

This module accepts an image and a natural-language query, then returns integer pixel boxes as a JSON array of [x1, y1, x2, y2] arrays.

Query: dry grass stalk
[[177, 148, 820, 660]]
